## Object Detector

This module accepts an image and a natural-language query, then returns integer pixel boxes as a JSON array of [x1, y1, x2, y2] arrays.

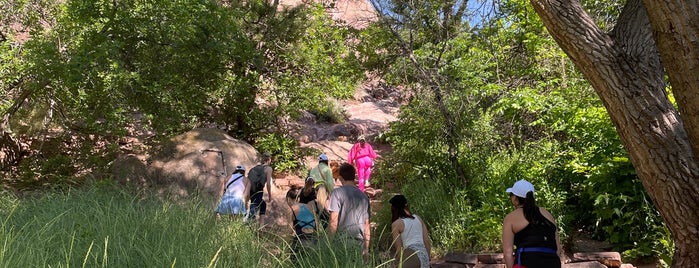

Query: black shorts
[[248, 192, 266, 217]]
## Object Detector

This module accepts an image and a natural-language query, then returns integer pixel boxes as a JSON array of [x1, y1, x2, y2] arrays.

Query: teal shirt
[[309, 163, 334, 194]]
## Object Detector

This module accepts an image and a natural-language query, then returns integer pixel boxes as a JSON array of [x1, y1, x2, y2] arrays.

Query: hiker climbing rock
[[347, 135, 376, 192], [245, 153, 274, 224], [214, 165, 247, 220]]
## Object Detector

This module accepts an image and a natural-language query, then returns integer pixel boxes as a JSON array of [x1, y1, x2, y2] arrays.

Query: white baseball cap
[[506, 180, 535, 198]]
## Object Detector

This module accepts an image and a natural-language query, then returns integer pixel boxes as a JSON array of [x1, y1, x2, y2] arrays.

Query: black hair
[[319, 159, 328, 165], [259, 152, 271, 163], [302, 177, 315, 195], [390, 202, 414, 223], [338, 163, 356, 181], [233, 169, 245, 175], [286, 188, 299, 200], [517, 191, 554, 227]]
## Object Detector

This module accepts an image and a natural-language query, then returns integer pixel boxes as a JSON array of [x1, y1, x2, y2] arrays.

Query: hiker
[[347, 135, 376, 192], [502, 180, 563, 268], [214, 165, 247, 220], [309, 153, 334, 228], [298, 176, 317, 204], [286, 188, 318, 250], [389, 194, 431, 268], [245, 152, 274, 223], [309, 153, 335, 195], [328, 163, 371, 256]]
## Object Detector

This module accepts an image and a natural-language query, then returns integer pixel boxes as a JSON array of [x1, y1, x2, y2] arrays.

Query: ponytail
[[390, 205, 414, 223], [518, 191, 554, 227], [519, 191, 538, 224]]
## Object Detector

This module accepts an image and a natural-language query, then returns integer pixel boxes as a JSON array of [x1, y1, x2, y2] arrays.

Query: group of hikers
[[214, 136, 564, 268]]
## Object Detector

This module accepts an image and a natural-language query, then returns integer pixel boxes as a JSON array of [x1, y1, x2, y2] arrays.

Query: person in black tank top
[[298, 176, 317, 204], [502, 180, 563, 268]]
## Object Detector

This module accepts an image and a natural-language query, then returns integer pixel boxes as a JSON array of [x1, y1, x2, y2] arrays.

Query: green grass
[[0, 183, 395, 268]]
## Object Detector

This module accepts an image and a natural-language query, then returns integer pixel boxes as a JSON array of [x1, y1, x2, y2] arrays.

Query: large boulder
[[112, 128, 258, 202]]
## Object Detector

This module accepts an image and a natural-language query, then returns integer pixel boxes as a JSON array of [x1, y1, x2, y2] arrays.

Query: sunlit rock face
[[279, 0, 377, 29]]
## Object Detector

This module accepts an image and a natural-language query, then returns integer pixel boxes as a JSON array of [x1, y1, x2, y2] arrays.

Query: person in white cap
[[502, 180, 563, 268], [214, 165, 247, 220]]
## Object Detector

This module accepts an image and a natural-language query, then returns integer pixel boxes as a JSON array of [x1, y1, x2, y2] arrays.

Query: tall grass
[[0, 183, 390, 267]]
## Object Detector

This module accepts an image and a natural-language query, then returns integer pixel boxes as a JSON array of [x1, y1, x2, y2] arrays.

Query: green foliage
[[576, 158, 673, 260], [308, 99, 347, 124], [0, 183, 267, 267], [257, 4, 364, 121], [254, 132, 303, 173], [2, 0, 367, 190], [0, 183, 394, 267], [371, 0, 672, 260]]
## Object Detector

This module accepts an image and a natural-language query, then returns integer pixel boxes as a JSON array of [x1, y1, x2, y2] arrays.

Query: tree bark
[[529, 0, 699, 266], [642, 0, 699, 160]]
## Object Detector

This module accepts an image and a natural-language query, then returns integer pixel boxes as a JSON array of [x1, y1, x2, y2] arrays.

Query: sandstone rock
[[572, 252, 622, 263], [564, 261, 608, 268], [477, 253, 504, 264], [473, 264, 505, 268], [443, 252, 478, 264], [114, 128, 259, 202], [431, 260, 471, 268]]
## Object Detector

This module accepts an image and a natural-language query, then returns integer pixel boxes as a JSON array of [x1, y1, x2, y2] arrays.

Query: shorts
[[247, 192, 266, 219], [215, 195, 246, 215]]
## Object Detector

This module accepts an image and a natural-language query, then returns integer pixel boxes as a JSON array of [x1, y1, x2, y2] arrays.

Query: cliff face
[[280, 0, 377, 28]]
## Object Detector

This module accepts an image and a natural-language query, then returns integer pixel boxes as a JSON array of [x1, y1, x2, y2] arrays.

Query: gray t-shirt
[[328, 185, 371, 241]]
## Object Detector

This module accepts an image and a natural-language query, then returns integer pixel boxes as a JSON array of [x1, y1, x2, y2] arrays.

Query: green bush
[[255, 132, 303, 173], [309, 99, 347, 124]]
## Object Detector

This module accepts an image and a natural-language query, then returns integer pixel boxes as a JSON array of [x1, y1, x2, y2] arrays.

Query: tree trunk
[[529, 0, 699, 266]]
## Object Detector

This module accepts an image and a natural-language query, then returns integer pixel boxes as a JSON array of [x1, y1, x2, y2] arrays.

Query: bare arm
[[391, 220, 404, 257], [265, 166, 273, 202], [420, 217, 431, 257], [329, 211, 339, 236], [502, 214, 515, 268], [243, 177, 250, 209], [289, 204, 296, 231], [363, 217, 371, 255]]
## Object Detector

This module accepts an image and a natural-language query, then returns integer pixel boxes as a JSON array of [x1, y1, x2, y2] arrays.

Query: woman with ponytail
[[502, 180, 563, 268], [389, 195, 431, 268]]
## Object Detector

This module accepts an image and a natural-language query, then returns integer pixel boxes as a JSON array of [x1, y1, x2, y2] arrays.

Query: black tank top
[[514, 209, 557, 249]]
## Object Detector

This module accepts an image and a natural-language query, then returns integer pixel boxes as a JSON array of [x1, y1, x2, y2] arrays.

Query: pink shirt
[[348, 142, 376, 164]]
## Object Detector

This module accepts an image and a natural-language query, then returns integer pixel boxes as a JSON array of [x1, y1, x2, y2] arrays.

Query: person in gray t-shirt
[[329, 163, 371, 255]]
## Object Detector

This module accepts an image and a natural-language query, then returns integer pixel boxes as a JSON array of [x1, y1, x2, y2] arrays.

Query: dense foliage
[[369, 0, 671, 262], [1, 0, 364, 178]]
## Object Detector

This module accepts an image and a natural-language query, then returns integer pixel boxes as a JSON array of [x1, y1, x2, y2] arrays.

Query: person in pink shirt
[[347, 135, 377, 192]]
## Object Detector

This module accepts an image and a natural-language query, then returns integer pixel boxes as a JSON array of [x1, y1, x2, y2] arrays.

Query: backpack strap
[[318, 165, 326, 182], [224, 174, 243, 192]]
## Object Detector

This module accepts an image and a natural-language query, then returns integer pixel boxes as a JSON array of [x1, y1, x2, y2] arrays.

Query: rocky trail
[[260, 87, 398, 234]]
